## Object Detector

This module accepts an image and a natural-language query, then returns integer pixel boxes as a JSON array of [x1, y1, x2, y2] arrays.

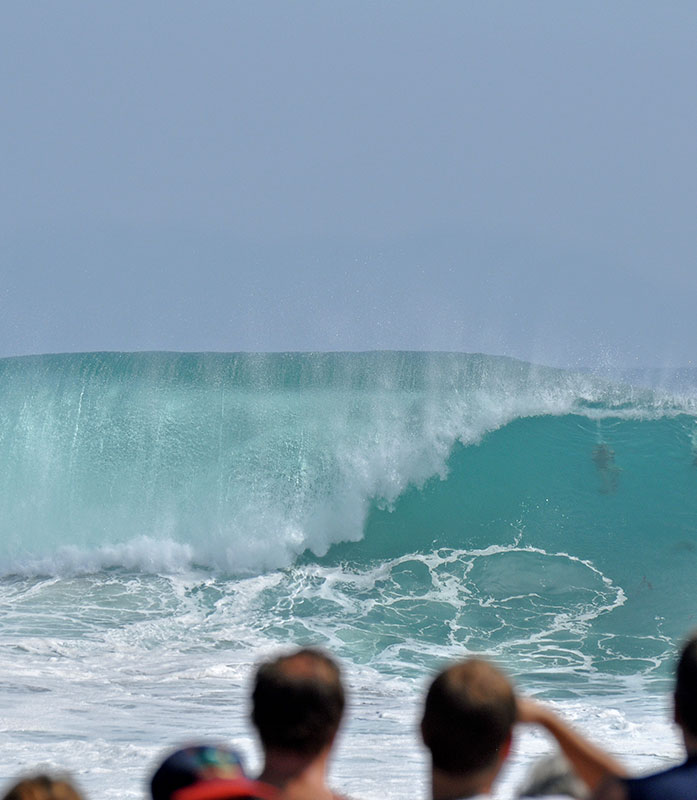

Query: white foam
[[0, 551, 682, 800], [3, 537, 196, 577]]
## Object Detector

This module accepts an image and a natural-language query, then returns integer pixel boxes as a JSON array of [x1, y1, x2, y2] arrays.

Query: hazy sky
[[2, 1, 696, 367]]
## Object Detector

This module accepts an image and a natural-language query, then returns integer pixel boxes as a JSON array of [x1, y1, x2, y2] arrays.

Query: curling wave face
[[0, 351, 694, 574]]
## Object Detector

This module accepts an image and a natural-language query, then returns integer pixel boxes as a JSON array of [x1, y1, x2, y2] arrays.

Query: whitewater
[[1, 351, 696, 799]]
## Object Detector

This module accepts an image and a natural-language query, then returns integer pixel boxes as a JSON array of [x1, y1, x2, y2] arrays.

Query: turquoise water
[[0, 351, 695, 798]]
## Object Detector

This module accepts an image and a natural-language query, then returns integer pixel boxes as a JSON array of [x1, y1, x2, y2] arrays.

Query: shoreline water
[[0, 635, 683, 800]]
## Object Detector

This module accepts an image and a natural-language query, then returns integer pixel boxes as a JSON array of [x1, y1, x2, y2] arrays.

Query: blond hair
[[3, 775, 83, 800]]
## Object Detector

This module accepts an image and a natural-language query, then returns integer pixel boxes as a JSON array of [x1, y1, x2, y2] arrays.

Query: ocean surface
[[1, 351, 696, 799]]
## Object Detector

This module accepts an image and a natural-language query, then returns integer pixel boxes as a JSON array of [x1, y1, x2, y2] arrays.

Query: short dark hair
[[251, 648, 345, 757], [421, 658, 516, 775], [675, 632, 697, 737]]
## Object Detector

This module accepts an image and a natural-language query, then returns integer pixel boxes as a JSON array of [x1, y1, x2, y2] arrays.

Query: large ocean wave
[[1, 351, 695, 580]]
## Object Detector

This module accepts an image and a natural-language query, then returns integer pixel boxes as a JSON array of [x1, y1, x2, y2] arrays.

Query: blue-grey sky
[[2, 1, 695, 367]]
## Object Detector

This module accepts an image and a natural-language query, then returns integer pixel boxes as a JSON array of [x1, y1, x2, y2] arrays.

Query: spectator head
[[251, 648, 345, 758], [421, 658, 516, 777], [3, 775, 83, 800], [675, 632, 697, 738], [150, 745, 277, 800]]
